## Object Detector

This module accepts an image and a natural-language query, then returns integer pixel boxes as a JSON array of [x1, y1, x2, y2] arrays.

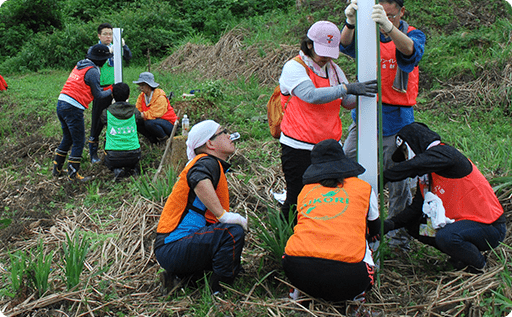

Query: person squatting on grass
[[133, 72, 178, 144], [154, 120, 247, 294], [282, 139, 380, 301], [340, 0, 426, 251], [53, 44, 113, 182], [278, 20, 377, 222], [88, 23, 133, 164], [100, 82, 142, 182], [381, 122, 506, 273]]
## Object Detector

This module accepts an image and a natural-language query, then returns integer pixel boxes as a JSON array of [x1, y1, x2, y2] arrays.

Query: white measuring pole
[[356, 0, 379, 191], [113, 28, 123, 84]]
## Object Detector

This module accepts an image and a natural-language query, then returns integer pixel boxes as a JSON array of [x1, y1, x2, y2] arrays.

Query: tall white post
[[113, 28, 123, 84], [356, 0, 379, 191]]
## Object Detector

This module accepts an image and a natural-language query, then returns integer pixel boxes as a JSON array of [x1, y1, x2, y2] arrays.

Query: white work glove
[[109, 46, 114, 54], [372, 4, 394, 33], [218, 211, 248, 231], [345, 0, 358, 25], [122, 38, 126, 46]]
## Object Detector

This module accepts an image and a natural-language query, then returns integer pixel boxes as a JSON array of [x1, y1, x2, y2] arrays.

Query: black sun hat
[[302, 139, 366, 184], [86, 44, 113, 61]]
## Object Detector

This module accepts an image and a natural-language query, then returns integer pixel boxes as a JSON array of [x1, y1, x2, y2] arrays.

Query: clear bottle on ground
[[182, 114, 190, 136]]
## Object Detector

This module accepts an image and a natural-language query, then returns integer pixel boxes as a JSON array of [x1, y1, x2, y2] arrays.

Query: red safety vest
[[60, 66, 95, 109], [156, 154, 229, 234], [419, 162, 503, 224], [280, 57, 343, 144], [285, 178, 371, 263], [0, 75, 7, 91], [380, 25, 419, 106]]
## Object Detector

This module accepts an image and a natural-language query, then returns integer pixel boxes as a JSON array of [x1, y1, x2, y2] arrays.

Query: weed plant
[[134, 168, 177, 203], [29, 239, 54, 297], [62, 231, 91, 290], [8, 250, 29, 295], [250, 207, 296, 265]]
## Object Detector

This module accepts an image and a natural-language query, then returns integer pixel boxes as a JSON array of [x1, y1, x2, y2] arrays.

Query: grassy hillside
[[0, 0, 511, 316]]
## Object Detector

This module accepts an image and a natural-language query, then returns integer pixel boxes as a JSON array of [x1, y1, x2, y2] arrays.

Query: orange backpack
[[267, 56, 308, 138]]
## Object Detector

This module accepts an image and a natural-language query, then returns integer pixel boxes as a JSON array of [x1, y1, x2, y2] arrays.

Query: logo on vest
[[299, 186, 350, 221]]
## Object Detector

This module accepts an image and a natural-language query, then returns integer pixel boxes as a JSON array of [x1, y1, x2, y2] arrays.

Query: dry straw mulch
[[158, 28, 299, 86]]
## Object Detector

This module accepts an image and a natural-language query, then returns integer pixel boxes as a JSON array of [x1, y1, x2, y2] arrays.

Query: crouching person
[[282, 139, 380, 302], [101, 82, 142, 181], [154, 120, 247, 294], [382, 122, 506, 273]]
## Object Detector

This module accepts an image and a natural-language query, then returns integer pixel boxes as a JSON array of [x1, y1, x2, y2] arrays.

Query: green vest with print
[[105, 111, 140, 151]]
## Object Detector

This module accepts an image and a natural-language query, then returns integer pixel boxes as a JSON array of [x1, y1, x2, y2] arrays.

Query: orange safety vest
[[285, 178, 372, 263], [137, 89, 178, 124], [380, 25, 419, 106], [280, 57, 343, 144], [156, 154, 229, 234], [419, 162, 503, 224], [60, 66, 95, 109]]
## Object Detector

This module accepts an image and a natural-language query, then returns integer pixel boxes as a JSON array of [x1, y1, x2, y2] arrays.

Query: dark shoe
[[157, 136, 169, 144], [88, 140, 101, 164], [159, 270, 181, 296], [67, 159, 92, 182], [113, 168, 125, 182], [52, 151, 67, 177], [209, 273, 235, 295]]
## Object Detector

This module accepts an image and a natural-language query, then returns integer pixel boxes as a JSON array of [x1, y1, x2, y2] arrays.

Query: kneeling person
[[101, 82, 142, 180], [154, 120, 247, 294], [283, 139, 379, 302]]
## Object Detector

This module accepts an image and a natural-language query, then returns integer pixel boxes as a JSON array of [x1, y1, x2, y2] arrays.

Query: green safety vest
[[105, 111, 140, 151], [100, 63, 115, 86]]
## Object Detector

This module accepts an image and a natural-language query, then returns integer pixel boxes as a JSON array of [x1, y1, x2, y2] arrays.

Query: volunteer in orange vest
[[278, 20, 377, 222], [283, 139, 380, 301], [382, 122, 506, 273], [154, 120, 247, 294], [340, 0, 426, 251], [133, 72, 178, 144], [53, 44, 113, 182]]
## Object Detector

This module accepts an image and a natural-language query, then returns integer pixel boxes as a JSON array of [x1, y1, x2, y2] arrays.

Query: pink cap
[[306, 21, 341, 59]]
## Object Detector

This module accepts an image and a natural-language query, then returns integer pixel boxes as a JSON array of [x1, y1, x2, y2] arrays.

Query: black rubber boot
[[52, 150, 67, 177], [88, 138, 101, 164], [67, 157, 91, 182]]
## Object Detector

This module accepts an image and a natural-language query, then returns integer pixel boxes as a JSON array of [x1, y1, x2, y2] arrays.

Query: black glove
[[345, 80, 378, 97], [383, 219, 395, 235]]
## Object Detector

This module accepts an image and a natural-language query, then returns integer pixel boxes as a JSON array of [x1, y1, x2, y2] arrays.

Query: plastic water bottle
[[182, 114, 190, 136]]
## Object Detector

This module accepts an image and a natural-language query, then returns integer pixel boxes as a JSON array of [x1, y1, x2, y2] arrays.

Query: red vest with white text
[[419, 162, 503, 224], [280, 58, 343, 144], [380, 26, 419, 106], [60, 66, 95, 109]]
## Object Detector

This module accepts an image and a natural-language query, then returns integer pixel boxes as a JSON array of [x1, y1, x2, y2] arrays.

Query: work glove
[[218, 211, 248, 231], [122, 38, 126, 46], [345, 79, 378, 97], [372, 4, 394, 33], [345, 0, 358, 25]]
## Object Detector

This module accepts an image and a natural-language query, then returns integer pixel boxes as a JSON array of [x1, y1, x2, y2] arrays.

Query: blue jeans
[[435, 219, 506, 269], [154, 223, 245, 279], [56, 100, 85, 158]]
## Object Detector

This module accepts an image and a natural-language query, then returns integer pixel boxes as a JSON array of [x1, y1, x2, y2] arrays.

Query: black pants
[[90, 92, 113, 142], [104, 149, 141, 171], [280, 144, 311, 221], [282, 255, 374, 302]]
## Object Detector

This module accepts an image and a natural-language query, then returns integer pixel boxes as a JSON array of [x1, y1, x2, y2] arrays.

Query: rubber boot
[[52, 149, 67, 177], [67, 157, 91, 182], [88, 138, 101, 164]]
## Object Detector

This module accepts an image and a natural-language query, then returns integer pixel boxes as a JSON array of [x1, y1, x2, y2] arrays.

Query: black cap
[[86, 44, 113, 61], [303, 139, 366, 184]]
